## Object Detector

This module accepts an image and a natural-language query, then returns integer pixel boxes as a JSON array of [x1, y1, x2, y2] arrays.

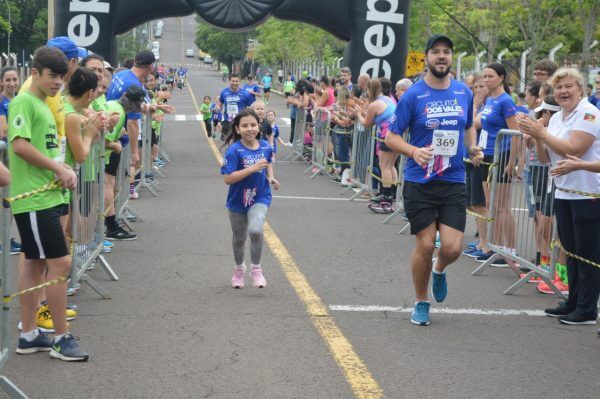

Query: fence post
[[548, 43, 563, 62], [497, 48, 509, 62], [519, 48, 531, 93]]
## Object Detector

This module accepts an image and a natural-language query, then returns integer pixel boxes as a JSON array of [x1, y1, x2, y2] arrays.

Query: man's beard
[[430, 65, 450, 79]]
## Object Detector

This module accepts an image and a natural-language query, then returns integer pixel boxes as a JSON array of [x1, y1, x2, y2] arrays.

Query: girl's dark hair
[[296, 79, 314, 95], [68, 67, 98, 97], [221, 108, 261, 149], [380, 77, 393, 97], [485, 62, 511, 94], [80, 53, 104, 67], [351, 85, 363, 99], [320, 75, 329, 86], [0, 66, 17, 81]]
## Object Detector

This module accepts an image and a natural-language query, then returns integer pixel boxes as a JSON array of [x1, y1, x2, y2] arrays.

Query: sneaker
[[38, 304, 77, 322], [431, 268, 447, 303], [67, 286, 78, 296], [368, 201, 394, 214], [103, 240, 114, 248], [537, 279, 569, 295], [129, 191, 139, 200], [331, 176, 342, 184], [370, 194, 387, 204], [410, 301, 431, 326], [545, 303, 575, 318], [50, 334, 89, 362], [491, 258, 510, 268], [476, 251, 494, 262], [16, 330, 53, 354], [251, 266, 267, 288], [101, 245, 112, 254], [105, 227, 137, 241], [10, 238, 21, 255], [519, 273, 543, 284], [558, 312, 598, 325], [463, 248, 484, 258], [231, 264, 246, 289], [467, 240, 479, 249]]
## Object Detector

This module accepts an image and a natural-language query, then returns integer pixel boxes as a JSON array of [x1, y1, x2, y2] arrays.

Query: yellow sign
[[406, 52, 425, 77]]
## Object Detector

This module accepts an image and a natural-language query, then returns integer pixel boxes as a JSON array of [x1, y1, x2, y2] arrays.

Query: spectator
[[395, 78, 412, 101], [518, 68, 600, 325], [532, 59, 558, 83]]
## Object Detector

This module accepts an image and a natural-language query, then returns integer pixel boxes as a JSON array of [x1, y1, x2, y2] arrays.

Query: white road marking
[[329, 305, 547, 317], [174, 114, 187, 121], [273, 195, 367, 202], [280, 117, 291, 126]]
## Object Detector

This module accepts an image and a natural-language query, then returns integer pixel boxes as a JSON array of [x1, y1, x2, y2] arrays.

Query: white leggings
[[228, 203, 268, 265]]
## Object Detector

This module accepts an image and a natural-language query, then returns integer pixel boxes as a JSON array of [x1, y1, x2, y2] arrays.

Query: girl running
[[221, 108, 280, 289]]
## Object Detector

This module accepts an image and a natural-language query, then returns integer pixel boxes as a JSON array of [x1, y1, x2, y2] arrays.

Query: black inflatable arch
[[54, 0, 411, 83]]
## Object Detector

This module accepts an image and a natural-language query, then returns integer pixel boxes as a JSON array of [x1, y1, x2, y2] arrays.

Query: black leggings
[[204, 119, 212, 137], [554, 198, 600, 317]]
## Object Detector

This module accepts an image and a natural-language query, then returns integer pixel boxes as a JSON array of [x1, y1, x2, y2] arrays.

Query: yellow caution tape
[[554, 186, 600, 199], [2, 275, 69, 303], [4, 180, 63, 203], [551, 240, 600, 269], [467, 209, 494, 222]]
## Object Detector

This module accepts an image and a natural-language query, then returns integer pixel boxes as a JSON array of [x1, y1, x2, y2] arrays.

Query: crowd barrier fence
[[138, 111, 160, 196], [303, 109, 333, 178], [284, 107, 307, 163]]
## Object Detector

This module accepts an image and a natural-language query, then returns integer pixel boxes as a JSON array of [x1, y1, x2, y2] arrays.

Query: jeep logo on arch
[[425, 119, 440, 129]]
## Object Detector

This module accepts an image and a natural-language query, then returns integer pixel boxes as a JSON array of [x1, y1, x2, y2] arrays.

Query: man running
[[385, 35, 483, 326], [217, 73, 253, 140]]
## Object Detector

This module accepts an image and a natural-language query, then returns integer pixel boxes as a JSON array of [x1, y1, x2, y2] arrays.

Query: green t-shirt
[[199, 102, 211, 121], [63, 101, 78, 168], [8, 91, 64, 214], [102, 100, 125, 164], [91, 94, 107, 112], [284, 80, 295, 93]]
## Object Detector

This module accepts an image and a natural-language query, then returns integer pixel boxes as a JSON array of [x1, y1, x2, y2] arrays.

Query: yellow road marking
[[186, 71, 383, 399]]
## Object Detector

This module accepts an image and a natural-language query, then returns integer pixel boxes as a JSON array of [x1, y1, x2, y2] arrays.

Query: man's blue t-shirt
[[480, 93, 517, 155], [219, 88, 253, 122], [261, 76, 272, 89], [242, 83, 261, 102], [0, 95, 11, 118], [220, 139, 273, 212], [106, 69, 146, 121], [516, 105, 528, 114], [390, 79, 473, 184], [589, 95, 599, 108]]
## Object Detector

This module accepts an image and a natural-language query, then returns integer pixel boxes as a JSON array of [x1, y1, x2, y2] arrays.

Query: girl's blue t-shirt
[[221, 139, 273, 212], [480, 93, 517, 155], [390, 79, 473, 184]]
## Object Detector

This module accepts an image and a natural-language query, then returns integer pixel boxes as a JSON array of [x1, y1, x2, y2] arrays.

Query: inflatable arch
[[54, 0, 411, 83]]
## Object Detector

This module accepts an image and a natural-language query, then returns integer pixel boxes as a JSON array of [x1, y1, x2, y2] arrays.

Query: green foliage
[[195, 19, 249, 70], [0, 0, 48, 54]]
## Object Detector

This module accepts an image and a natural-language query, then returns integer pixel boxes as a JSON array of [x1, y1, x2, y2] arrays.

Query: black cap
[[125, 85, 146, 102], [425, 34, 453, 53], [134, 50, 156, 66]]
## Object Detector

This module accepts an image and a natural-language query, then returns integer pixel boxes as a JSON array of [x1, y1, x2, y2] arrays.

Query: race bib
[[227, 103, 239, 116], [433, 130, 459, 156], [478, 130, 488, 149]]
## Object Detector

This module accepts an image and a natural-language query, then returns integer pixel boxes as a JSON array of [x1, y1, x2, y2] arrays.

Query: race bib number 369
[[433, 130, 459, 156]]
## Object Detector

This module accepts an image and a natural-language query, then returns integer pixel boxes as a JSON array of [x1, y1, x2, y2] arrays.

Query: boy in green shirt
[[200, 96, 213, 137], [9, 46, 88, 361]]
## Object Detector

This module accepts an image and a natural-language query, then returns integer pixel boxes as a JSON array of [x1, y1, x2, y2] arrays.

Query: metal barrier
[[339, 122, 375, 200], [303, 109, 333, 178], [284, 107, 307, 163], [0, 142, 28, 399], [138, 111, 160, 196], [115, 139, 145, 229], [471, 129, 564, 297], [69, 133, 118, 299]]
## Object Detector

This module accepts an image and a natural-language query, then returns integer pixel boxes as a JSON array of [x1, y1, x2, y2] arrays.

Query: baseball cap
[[425, 34, 453, 53], [47, 36, 81, 60], [77, 47, 88, 58], [534, 101, 561, 114], [134, 50, 156, 67]]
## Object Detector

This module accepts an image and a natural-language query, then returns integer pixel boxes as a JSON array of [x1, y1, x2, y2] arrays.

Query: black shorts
[[263, 87, 271, 93], [105, 151, 121, 177], [58, 202, 69, 216], [403, 181, 467, 235], [151, 129, 159, 146], [14, 205, 69, 259], [469, 163, 487, 207], [480, 153, 511, 184], [212, 119, 221, 127], [378, 139, 393, 153]]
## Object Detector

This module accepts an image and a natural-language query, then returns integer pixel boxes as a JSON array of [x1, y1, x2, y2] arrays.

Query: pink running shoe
[[231, 264, 246, 289], [250, 266, 266, 288], [130, 191, 139, 200]]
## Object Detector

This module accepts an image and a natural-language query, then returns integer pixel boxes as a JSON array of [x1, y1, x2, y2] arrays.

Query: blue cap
[[77, 47, 88, 58], [47, 36, 80, 60]]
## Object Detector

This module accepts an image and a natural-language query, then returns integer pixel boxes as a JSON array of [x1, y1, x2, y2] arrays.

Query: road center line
[[186, 76, 383, 399], [273, 195, 368, 202], [329, 305, 547, 317]]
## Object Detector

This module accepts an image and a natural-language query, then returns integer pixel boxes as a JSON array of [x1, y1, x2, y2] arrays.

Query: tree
[[196, 19, 249, 71], [0, 0, 48, 55], [577, 0, 600, 83]]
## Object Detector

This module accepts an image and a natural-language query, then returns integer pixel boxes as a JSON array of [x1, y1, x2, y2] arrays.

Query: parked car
[[203, 56, 213, 64], [185, 49, 194, 57]]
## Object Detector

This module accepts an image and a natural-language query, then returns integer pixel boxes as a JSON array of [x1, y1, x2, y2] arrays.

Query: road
[[2, 16, 598, 399]]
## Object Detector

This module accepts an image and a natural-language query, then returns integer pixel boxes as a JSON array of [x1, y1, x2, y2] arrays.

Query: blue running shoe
[[411, 301, 431, 326], [491, 258, 510, 268], [467, 240, 479, 249], [431, 271, 447, 303], [10, 238, 21, 255], [462, 248, 477, 257], [50, 334, 89, 362], [465, 249, 485, 258], [476, 251, 494, 262], [103, 240, 114, 248], [16, 330, 53, 354]]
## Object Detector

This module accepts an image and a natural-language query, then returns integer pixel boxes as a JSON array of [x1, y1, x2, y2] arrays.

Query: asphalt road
[[2, 16, 598, 399]]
